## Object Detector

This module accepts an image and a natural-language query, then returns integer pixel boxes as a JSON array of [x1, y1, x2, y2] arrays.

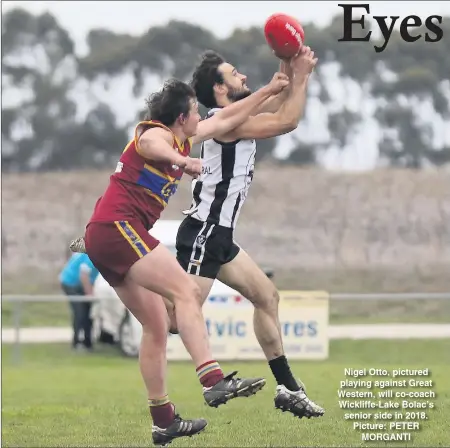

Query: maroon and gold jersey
[[89, 120, 192, 228]]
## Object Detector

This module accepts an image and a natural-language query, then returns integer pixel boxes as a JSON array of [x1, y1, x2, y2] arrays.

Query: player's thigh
[[85, 220, 160, 287], [217, 248, 279, 308], [114, 279, 168, 340], [127, 243, 201, 304], [187, 274, 215, 306]]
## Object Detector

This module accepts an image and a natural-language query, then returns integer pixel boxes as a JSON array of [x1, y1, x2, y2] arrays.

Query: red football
[[264, 13, 305, 60]]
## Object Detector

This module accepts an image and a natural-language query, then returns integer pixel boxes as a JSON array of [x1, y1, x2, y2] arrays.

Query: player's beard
[[227, 85, 252, 103]]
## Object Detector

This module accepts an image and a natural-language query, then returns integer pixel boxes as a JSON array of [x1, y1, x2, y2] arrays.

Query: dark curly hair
[[191, 51, 226, 109], [145, 78, 196, 126]]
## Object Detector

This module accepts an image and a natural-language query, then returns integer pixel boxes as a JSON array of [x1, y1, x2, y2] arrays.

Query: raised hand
[[267, 72, 290, 95], [290, 46, 318, 77]]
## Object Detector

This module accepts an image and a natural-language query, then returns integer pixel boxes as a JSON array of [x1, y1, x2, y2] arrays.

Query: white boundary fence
[[3, 293, 450, 363]]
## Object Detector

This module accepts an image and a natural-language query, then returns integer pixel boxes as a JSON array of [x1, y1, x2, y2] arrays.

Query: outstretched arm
[[220, 46, 318, 141], [256, 59, 295, 114], [230, 76, 309, 140], [191, 73, 289, 145]]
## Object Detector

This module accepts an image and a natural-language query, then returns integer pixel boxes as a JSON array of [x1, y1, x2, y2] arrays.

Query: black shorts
[[176, 217, 240, 279]]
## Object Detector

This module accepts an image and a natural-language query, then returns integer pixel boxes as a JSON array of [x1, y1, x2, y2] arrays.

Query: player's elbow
[[246, 121, 297, 140], [272, 118, 298, 136], [273, 112, 300, 134], [281, 119, 298, 133]]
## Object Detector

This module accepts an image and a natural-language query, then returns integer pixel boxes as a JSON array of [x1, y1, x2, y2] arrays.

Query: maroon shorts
[[85, 219, 160, 286]]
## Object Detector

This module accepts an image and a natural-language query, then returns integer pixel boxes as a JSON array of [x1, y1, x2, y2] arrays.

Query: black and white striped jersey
[[183, 108, 256, 229]]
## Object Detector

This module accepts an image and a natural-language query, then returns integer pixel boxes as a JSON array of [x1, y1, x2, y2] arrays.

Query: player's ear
[[178, 113, 187, 125], [213, 83, 226, 96]]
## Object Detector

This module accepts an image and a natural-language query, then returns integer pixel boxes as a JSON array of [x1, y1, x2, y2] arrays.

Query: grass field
[[2, 297, 450, 328], [3, 265, 449, 328], [2, 340, 450, 447]]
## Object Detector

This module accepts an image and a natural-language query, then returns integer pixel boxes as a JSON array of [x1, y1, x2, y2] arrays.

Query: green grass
[[2, 266, 449, 327], [2, 340, 450, 447], [2, 301, 71, 327], [3, 266, 450, 296], [274, 266, 450, 295], [328, 298, 450, 324], [2, 297, 450, 328]]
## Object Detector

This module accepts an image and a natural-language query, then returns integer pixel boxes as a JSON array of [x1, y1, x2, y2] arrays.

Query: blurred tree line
[[2, 8, 450, 172]]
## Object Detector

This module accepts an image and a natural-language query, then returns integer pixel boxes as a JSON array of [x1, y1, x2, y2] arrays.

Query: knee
[[265, 287, 280, 310], [172, 280, 202, 306], [252, 286, 280, 311]]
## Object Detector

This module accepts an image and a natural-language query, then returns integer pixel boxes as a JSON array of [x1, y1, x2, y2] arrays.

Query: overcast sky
[[3, 1, 450, 55]]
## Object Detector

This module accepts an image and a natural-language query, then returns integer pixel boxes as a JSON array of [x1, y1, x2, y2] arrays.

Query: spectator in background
[[59, 253, 99, 351]]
